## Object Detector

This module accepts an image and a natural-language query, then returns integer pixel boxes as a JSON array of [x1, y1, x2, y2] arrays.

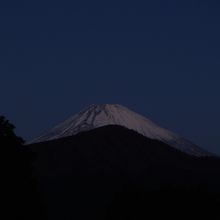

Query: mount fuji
[[31, 104, 209, 156]]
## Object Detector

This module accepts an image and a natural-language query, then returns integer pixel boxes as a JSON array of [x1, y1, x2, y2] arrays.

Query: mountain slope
[[31, 104, 209, 156], [30, 125, 220, 220]]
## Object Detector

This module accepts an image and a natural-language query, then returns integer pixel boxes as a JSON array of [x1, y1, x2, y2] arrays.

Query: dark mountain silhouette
[[30, 125, 220, 220]]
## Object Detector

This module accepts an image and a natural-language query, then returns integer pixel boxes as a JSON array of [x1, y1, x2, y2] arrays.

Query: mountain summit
[[32, 104, 209, 156]]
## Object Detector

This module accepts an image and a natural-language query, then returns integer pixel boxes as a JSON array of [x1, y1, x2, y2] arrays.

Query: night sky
[[1, 0, 220, 154]]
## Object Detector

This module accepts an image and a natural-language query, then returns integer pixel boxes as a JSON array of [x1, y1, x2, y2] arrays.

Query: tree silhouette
[[0, 116, 46, 220], [0, 115, 24, 146]]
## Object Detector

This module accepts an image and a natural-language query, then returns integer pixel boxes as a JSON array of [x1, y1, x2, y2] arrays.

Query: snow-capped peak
[[31, 104, 209, 156]]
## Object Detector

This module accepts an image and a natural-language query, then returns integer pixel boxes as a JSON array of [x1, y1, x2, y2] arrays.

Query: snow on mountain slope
[[31, 104, 209, 156]]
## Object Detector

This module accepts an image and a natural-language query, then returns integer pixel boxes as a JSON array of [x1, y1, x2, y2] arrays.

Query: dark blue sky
[[1, 0, 220, 154]]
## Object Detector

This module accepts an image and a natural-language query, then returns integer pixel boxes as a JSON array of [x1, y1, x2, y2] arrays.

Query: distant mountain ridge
[[31, 104, 209, 156]]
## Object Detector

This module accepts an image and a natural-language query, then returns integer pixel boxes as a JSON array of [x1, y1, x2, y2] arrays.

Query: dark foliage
[[0, 115, 24, 146], [30, 125, 220, 220], [0, 116, 46, 220]]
